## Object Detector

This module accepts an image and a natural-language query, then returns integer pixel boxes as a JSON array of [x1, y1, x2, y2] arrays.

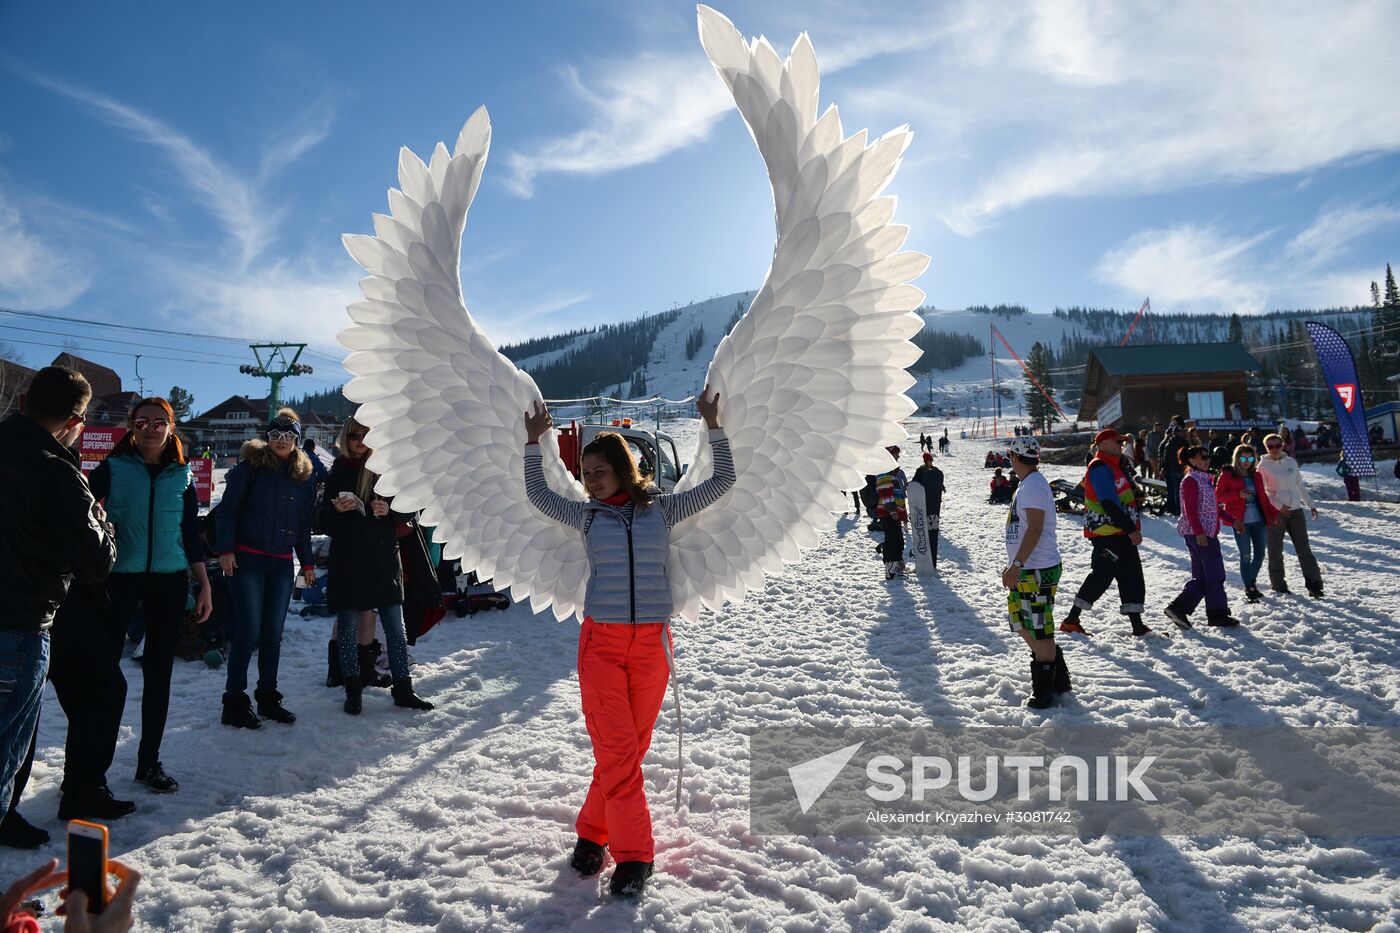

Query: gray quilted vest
[[582, 497, 673, 623]]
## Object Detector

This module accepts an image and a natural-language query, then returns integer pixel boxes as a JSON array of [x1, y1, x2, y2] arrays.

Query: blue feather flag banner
[[1305, 321, 1376, 478]]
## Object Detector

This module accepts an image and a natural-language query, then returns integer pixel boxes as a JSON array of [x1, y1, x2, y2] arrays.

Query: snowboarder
[[1000, 436, 1069, 709], [912, 452, 944, 568], [523, 388, 733, 898], [1060, 429, 1150, 637]]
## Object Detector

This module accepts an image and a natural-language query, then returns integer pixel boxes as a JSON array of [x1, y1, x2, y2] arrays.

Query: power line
[[0, 321, 251, 362], [0, 335, 343, 386]]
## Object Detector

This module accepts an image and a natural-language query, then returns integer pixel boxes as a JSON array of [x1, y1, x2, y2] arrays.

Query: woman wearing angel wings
[[338, 6, 927, 897]]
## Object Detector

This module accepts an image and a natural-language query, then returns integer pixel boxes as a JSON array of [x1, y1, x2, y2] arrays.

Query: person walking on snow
[[1214, 444, 1278, 603], [1000, 436, 1070, 709], [1256, 433, 1324, 598], [523, 387, 734, 898], [1164, 446, 1240, 629], [875, 447, 908, 579], [1336, 450, 1361, 502], [1060, 429, 1150, 637]]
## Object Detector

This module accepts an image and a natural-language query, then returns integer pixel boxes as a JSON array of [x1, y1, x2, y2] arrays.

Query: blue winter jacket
[[216, 442, 316, 567]]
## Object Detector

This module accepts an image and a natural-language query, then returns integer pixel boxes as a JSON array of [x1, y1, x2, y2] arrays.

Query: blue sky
[[3, 1, 1399, 410]]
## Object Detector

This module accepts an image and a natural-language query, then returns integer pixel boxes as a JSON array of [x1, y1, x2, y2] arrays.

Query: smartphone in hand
[[67, 819, 108, 914]]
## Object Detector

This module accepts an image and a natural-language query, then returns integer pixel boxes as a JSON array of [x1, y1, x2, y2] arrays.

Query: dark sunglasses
[[347, 432, 367, 441], [133, 418, 170, 431], [1266, 443, 1282, 449]]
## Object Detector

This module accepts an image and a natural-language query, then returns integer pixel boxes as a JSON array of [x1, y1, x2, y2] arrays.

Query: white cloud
[[503, 6, 946, 196], [933, 2, 1400, 234], [0, 190, 93, 309], [1096, 203, 1396, 314], [1096, 224, 1273, 315]]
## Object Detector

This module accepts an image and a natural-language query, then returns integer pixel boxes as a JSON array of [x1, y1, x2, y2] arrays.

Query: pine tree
[[1023, 342, 1057, 432], [1228, 313, 1244, 345], [168, 386, 195, 422], [1386, 264, 1400, 309]]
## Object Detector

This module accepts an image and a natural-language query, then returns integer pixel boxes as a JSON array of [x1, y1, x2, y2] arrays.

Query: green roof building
[[1078, 342, 1262, 429]]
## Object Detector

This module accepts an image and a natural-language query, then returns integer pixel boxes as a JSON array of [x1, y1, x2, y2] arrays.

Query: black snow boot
[[0, 810, 50, 849], [1206, 608, 1241, 627], [359, 643, 392, 688], [392, 679, 435, 710], [1163, 602, 1194, 630], [1052, 645, 1072, 693], [609, 860, 654, 897], [1129, 613, 1153, 637], [1027, 660, 1056, 710], [1244, 586, 1263, 603], [570, 837, 607, 877], [326, 639, 343, 688], [343, 677, 362, 715], [254, 688, 296, 724], [221, 691, 260, 729]]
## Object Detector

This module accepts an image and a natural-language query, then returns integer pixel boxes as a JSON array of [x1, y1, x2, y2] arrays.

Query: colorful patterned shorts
[[1007, 563, 1062, 640]]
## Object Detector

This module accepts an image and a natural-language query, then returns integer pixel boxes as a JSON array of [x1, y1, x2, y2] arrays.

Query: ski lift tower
[[239, 343, 314, 425]]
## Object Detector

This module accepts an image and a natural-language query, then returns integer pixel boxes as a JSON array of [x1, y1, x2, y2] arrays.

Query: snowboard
[[906, 483, 936, 575]]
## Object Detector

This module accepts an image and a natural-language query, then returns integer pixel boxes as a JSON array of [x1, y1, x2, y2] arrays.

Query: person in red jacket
[[1214, 445, 1279, 603]]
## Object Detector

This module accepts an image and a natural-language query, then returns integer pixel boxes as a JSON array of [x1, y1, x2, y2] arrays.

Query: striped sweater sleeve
[[659, 428, 736, 528], [523, 445, 587, 530]]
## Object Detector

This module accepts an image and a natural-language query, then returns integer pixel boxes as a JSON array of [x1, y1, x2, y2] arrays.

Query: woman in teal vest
[[89, 397, 211, 794]]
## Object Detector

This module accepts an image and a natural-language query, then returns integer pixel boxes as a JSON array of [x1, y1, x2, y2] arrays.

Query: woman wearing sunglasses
[[1214, 445, 1279, 603], [318, 417, 434, 715], [215, 409, 318, 728], [1256, 432, 1324, 598], [1164, 445, 1240, 629], [82, 397, 212, 795]]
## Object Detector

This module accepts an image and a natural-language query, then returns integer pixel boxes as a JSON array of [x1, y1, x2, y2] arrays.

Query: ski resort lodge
[[1077, 342, 1261, 429]]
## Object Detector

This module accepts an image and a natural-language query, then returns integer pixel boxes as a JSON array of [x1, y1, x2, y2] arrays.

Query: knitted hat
[[922, 452, 933, 463], [267, 413, 302, 439]]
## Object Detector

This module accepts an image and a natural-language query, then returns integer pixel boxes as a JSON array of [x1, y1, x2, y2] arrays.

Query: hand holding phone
[[67, 820, 107, 914]]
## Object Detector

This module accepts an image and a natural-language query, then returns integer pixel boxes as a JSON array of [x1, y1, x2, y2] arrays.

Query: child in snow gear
[[319, 417, 434, 716], [523, 387, 733, 898], [1165, 447, 1239, 629], [89, 397, 214, 794], [1061, 429, 1149, 637], [1215, 445, 1278, 603], [1256, 434, 1324, 597], [1000, 437, 1069, 709], [216, 409, 318, 728], [875, 447, 908, 578]]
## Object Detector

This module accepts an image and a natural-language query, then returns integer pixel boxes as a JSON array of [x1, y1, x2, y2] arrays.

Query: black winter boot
[[392, 679, 435, 710], [570, 837, 607, 877], [0, 810, 50, 849], [1163, 602, 1194, 630], [609, 860, 654, 897], [1027, 660, 1056, 710], [1129, 613, 1153, 637], [1052, 645, 1072, 693], [254, 688, 296, 724], [326, 639, 343, 688], [358, 643, 392, 688], [221, 691, 260, 729], [343, 677, 363, 715], [1206, 608, 1241, 627]]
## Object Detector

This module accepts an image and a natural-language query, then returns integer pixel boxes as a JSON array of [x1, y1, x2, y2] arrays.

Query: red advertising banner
[[79, 427, 126, 475], [191, 457, 213, 506]]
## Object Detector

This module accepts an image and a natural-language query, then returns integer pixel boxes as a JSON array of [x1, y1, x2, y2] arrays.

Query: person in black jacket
[[912, 452, 944, 567], [215, 409, 318, 728], [1159, 427, 1188, 515], [0, 366, 116, 841], [319, 418, 433, 715]]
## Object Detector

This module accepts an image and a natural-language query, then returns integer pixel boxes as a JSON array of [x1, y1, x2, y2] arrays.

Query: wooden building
[[1077, 342, 1261, 430]]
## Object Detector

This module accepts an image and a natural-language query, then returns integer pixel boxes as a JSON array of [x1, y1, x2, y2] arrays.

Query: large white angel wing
[[666, 7, 928, 621], [338, 107, 593, 621]]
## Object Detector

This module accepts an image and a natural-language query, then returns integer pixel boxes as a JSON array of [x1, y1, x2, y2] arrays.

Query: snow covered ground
[[6, 420, 1400, 930]]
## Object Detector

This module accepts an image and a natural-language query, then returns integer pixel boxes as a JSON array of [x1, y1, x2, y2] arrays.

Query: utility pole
[[239, 344, 313, 424], [134, 354, 146, 396]]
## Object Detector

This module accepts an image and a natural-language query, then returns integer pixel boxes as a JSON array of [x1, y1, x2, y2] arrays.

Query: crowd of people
[[0, 367, 438, 874]]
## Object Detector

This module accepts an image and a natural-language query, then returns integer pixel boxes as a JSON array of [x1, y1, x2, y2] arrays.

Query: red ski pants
[[575, 618, 673, 863]]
